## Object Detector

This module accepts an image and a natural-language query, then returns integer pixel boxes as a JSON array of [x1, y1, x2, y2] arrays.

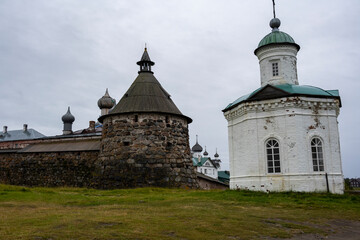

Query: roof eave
[[98, 111, 192, 124], [223, 93, 341, 112], [254, 42, 301, 55]]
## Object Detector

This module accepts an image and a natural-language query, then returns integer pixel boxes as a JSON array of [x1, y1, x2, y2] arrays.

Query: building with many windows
[[223, 15, 344, 193]]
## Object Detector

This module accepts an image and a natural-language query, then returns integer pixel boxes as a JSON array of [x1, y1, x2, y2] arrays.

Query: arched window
[[266, 139, 281, 173], [311, 138, 324, 171]]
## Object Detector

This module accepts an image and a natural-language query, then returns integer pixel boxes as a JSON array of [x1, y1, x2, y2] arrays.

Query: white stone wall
[[256, 45, 299, 86], [224, 96, 344, 194]]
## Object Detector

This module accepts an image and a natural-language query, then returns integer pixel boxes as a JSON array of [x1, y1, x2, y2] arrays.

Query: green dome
[[254, 18, 300, 54], [258, 31, 296, 48]]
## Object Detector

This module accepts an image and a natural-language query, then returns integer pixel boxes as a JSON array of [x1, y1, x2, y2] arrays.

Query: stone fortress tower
[[223, 8, 344, 193], [96, 48, 198, 189]]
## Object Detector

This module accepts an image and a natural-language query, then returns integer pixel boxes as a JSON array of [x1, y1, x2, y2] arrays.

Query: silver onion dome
[[62, 107, 75, 123], [98, 88, 115, 109]]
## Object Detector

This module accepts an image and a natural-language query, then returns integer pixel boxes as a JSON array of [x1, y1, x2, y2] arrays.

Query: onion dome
[[254, 17, 300, 55], [203, 146, 208, 156], [62, 107, 75, 123], [191, 135, 203, 152], [214, 149, 219, 158], [98, 88, 115, 109]]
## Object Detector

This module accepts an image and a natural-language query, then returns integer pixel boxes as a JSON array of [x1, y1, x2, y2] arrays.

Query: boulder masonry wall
[[0, 151, 98, 187], [96, 113, 198, 189]]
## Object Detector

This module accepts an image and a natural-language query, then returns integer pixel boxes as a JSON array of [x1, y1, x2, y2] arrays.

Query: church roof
[[99, 49, 192, 123], [192, 157, 218, 168], [223, 84, 341, 112]]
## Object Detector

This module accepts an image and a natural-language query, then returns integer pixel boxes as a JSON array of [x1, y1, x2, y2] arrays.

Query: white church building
[[223, 14, 344, 194], [191, 136, 221, 179]]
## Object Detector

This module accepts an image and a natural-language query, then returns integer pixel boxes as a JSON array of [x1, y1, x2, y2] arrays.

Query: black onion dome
[[203, 146, 208, 156], [191, 135, 203, 152], [62, 107, 75, 123], [214, 151, 219, 158], [98, 88, 115, 109], [192, 143, 203, 152]]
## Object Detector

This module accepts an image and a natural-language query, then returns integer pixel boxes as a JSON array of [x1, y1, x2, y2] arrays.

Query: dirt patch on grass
[[265, 219, 360, 240]]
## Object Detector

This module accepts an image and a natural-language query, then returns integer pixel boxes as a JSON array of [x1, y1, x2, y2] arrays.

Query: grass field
[[1, 184, 360, 240]]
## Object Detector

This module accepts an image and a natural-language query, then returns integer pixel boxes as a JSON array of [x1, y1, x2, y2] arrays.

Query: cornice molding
[[224, 97, 340, 121]]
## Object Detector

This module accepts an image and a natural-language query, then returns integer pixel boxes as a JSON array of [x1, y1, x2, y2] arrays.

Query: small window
[[134, 115, 138, 122], [165, 116, 169, 123], [204, 169, 207, 174], [272, 62, 279, 76], [311, 138, 324, 171], [266, 139, 281, 173]]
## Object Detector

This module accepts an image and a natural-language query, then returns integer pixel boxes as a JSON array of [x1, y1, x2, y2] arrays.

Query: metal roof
[[196, 172, 229, 186], [192, 157, 219, 169], [0, 129, 45, 142], [223, 84, 341, 112], [20, 140, 100, 152], [256, 31, 299, 49], [218, 171, 230, 180]]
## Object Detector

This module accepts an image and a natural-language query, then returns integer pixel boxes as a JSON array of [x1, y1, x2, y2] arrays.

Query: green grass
[[0, 184, 359, 240]]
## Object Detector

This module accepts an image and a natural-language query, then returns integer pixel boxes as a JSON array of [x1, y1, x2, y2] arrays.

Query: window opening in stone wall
[[266, 139, 281, 173], [166, 116, 169, 123], [134, 115, 138, 122], [272, 62, 279, 76], [311, 138, 324, 171]]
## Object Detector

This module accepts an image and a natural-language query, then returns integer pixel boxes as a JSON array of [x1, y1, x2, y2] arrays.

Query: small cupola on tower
[[62, 106, 75, 135], [137, 47, 155, 74], [254, 1, 300, 87], [98, 88, 116, 116]]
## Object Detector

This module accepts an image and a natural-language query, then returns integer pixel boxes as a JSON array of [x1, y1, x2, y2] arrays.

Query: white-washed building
[[223, 15, 344, 194], [191, 136, 221, 179]]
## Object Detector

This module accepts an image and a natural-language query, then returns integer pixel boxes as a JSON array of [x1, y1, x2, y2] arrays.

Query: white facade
[[256, 44, 299, 86], [197, 158, 219, 179], [224, 96, 343, 194], [224, 16, 344, 194]]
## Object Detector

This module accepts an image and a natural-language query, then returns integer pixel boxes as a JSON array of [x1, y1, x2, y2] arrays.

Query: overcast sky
[[0, 0, 359, 177]]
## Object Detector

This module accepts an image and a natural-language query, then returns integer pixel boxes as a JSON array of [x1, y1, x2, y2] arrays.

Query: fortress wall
[[0, 151, 98, 188]]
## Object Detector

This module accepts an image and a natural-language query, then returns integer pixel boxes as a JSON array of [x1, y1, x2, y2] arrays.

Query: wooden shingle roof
[[99, 49, 192, 123]]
